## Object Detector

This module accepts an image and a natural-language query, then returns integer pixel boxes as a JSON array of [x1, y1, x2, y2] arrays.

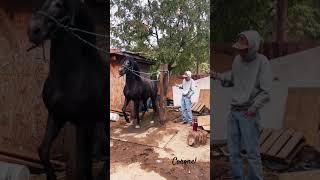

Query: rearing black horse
[[27, 0, 107, 180], [119, 57, 160, 128]]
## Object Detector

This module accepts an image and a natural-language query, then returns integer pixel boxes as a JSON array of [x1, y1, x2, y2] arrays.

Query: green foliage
[[111, 0, 209, 75], [288, 3, 320, 40], [212, 0, 320, 42]]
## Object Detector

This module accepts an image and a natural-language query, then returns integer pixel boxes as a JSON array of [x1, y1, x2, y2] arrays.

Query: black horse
[[27, 0, 107, 179], [118, 57, 160, 128]]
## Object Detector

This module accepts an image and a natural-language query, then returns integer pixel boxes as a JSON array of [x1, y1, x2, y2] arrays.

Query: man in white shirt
[[177, 71, 196, 125]]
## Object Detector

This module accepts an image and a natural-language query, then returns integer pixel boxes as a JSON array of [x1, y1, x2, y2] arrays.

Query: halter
[[36, 10, 71, 36]]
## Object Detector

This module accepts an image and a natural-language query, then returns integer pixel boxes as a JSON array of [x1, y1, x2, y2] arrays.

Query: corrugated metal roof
[[110, 49, 156, 65]]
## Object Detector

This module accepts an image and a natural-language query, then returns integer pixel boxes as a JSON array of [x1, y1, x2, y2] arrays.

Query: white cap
[[183, 71, 192, 78]]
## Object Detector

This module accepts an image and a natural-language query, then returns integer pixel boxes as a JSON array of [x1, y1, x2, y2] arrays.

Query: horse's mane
[[129, 58, 140, 73]]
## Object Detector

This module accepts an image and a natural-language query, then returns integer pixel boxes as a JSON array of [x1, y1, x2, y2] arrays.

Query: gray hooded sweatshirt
[[218, 30, 272, 112]]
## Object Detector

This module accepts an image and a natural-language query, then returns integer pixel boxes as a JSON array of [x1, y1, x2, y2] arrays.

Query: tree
[[212, 0, 320, 42], [111, 0, 209, 74]]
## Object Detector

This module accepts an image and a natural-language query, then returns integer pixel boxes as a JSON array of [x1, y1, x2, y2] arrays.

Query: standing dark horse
[[119, 57, 160, 129], [27, 0, 107, 179]]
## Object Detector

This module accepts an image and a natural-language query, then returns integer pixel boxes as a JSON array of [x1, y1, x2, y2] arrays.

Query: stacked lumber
[[0, 145, 65, 173], [260, 128, 305, 163], [191, 102, 206, 113]]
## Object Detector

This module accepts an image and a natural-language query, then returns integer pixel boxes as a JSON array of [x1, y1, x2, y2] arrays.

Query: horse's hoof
[[150, 120, 154, 124], [135, 125, 141, 129]]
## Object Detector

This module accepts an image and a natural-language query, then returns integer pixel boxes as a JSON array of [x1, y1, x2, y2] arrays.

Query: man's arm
[[187, 79, 196, 98], [248, 60, 272, 113], [212, 71, 234, 87]]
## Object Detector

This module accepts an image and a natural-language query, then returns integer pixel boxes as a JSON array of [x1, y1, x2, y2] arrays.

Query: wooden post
[[159, 64, 168, 123]]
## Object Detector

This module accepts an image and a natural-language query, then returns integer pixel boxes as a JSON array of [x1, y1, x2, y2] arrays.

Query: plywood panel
[[199, 89, 210, 109], [110, 62, 126, 112], [284, 88, 320, 146], [197, 116, 210, 126]]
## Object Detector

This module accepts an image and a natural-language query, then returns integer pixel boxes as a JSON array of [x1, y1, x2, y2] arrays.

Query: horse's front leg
[[77, 126, 94, 180], [122, 98, 130, 123], [39, 113, 64, 180], [134, 100, 141, 129]]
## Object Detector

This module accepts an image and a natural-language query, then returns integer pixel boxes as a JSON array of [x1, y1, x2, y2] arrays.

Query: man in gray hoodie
[[212, 30, 272, 180]]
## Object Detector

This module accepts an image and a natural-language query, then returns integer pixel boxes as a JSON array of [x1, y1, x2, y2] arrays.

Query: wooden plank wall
[[284, 88, 320, 147], [110, 61, 126, 112], [0, 10, 64, 156]]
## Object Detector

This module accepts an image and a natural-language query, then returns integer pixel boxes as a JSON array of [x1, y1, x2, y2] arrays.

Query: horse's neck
[[125, 72, 142, 85], [49, 8, 97, 72]]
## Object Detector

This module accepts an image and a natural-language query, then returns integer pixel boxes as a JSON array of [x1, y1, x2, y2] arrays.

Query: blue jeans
[[227, 110, 263, 180], [181, 96, 192, 123]]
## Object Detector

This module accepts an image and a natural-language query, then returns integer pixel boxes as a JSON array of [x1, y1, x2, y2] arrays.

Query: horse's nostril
[[33, 27, 41, 35]]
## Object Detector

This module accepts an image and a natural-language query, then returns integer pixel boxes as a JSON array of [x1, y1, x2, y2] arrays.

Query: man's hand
[[245, 111, 256, 118]]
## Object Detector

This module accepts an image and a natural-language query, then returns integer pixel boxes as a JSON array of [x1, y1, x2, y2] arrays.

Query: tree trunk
[[276, 0, 288, 57]]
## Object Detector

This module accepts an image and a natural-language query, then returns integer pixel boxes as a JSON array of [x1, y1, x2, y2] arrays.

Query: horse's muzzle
[[118, 68, 125, 77]]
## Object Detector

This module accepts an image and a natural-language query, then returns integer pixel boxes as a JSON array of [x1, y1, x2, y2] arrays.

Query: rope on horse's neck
[[36, 11, 109, 54], [124, 66, 159, 82]]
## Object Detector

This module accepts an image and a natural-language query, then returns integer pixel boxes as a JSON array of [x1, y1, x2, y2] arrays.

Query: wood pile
[[191, 102, 205, 113], [260, 128, 305, 163]]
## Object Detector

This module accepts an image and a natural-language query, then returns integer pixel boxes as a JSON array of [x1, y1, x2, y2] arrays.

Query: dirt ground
[[111, 140, 210, 180], [110, 110, 210, 180]]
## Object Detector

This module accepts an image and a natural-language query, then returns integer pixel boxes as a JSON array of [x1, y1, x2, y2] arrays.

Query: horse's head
[[119, 57, 139, 77], [28, 0, 72, 45]]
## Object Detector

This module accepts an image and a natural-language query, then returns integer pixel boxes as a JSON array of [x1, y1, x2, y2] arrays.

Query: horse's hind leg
[[134, 100, 141, 129], [39, 114, 64, 180], [140, 100, 148, 120], [151, 96, 161, 124], [122, 98, 130, 123]]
